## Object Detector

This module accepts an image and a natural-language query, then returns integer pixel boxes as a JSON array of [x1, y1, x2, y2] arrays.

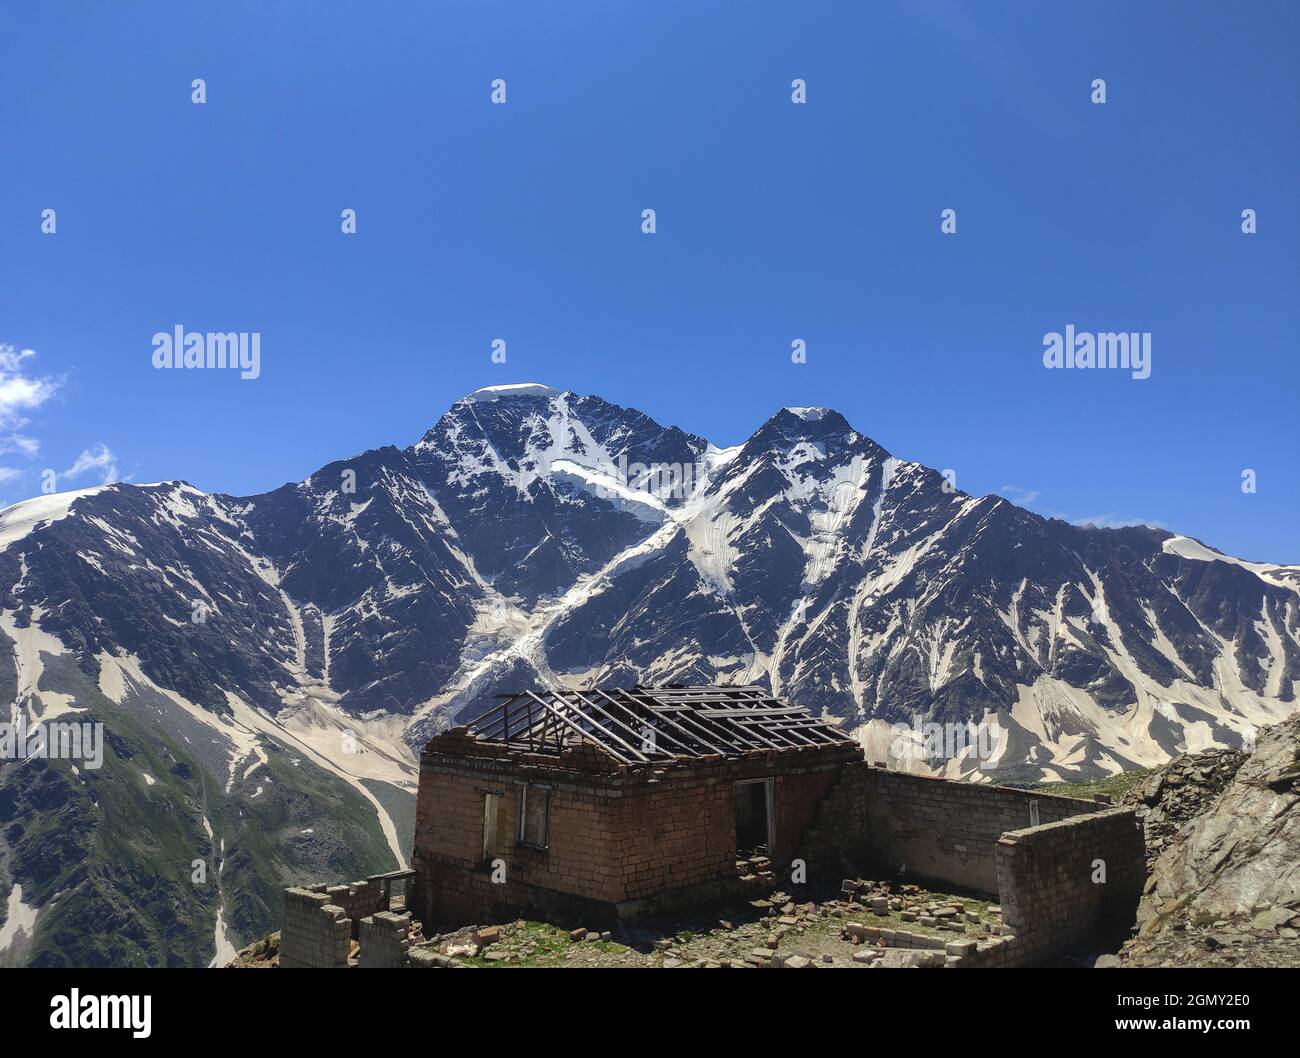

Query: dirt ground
[[419, 879, 1003, 968]]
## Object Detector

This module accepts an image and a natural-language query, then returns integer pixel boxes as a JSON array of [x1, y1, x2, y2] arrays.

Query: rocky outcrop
[[1119, 713, 1300, 966], [1125, 748, 1247, 869]]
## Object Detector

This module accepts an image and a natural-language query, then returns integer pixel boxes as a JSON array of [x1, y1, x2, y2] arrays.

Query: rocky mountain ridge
[[0, 382, 1297, 965]]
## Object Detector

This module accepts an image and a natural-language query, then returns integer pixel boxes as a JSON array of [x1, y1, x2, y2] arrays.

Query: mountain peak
[[463, 383, 560, 402], [783, 406, 831, 421], [743, 405, 884, 459]]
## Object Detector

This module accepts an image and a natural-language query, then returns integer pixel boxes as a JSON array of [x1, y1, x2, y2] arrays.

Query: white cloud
[[0, 435, 41, 458], [64, 443, 119, 485], [999, 484, 1042, 505], [0, 467, 22, 485], [0, 344, 61, 459], [0, 345, 60, 424]]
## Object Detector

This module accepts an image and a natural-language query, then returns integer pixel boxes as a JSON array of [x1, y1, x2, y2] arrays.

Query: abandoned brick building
[[283, 683, 1146, 968], [408, 685, 863, 928]]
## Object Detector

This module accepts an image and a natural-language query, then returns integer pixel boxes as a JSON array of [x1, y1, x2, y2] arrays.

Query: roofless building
[[409, 685, 860, 926], [288, 683, 1145, 967]]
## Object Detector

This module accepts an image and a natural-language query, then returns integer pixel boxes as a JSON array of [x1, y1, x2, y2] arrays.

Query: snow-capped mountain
[[1, 383, 1296, 965]]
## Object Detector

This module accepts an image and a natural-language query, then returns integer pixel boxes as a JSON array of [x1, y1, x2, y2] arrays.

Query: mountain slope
[[0, 383, 1296, 964]]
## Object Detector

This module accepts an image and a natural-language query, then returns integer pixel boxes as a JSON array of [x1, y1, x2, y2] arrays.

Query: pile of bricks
[[734, 852, 775, 887], [840, 920, 1005, 967], [830, 876, 1015, 968], [838, 877, 1004, 933]]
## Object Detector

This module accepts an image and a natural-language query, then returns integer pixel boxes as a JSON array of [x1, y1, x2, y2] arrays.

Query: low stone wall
[[279, 889, 352, 968], [358, 910, 413, 968], [993, 807, 1146, 966], [807, 762, 1105, 895]]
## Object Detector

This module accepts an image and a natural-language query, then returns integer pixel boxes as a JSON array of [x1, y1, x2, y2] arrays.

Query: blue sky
[[1, 1, 1296, 561]]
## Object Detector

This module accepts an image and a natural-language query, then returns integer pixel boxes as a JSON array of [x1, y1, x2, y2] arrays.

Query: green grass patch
[[1034, 768, 1153, 802]]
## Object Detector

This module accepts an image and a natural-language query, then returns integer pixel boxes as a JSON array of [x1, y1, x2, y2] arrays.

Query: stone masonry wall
[[279, 888, 352, 968], [993, 806, 1146, 966], [806, 762, 1106, 895]]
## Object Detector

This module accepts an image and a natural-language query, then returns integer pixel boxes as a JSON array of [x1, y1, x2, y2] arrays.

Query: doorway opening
[[735, 778, 774, 856]]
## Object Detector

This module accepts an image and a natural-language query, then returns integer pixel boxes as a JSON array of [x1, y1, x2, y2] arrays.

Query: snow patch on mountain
[[1, 606, 80, 723], [549, 458, 667, 523], [467, 383, 560, 401], [1163, 534, 1300, 591], [0, 487, 109, 551], [1, 387, 1296, 795]]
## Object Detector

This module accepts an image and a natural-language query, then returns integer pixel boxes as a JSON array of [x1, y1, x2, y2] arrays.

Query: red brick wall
[[615, 772, 735, 900], [611, 764, 840, 899], [411, 758, 626, 924], [410, 737, 859, 926], [772, 768, 839, 863]]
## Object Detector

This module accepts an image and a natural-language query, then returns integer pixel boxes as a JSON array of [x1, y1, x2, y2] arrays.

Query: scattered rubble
[[228, 932, 280, 968], [397, 878, 1006, 968]]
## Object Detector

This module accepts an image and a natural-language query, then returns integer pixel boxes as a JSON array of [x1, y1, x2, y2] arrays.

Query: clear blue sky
[[1, 1, 1296, 562]]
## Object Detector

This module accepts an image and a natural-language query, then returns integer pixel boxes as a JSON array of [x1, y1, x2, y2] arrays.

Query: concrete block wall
[[993, 806, 1146, 966], [802, 762, 872, 871], [358, 910, 412, 968], [771, 767, 841, 864], [279, 888, 352, 968]]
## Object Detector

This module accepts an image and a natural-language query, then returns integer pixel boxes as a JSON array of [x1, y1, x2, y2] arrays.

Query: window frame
[[517, 783, 551, 850], [482, 792, 502, 866]]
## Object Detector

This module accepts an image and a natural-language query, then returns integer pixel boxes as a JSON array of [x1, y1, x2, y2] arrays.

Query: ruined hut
[[409, 684, 860, 927]]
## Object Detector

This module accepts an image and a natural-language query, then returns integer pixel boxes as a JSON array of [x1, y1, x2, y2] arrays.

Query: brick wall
[[279, 873, 412, 966], [410, 731, 856, 927], [321, 879, 388, 937], [993, 807, 1146, 966], [772, 768, 840, 863], [358, 910, 412, 968], [805, 762, 1106, 895], [613, 770, 734, 902], [605, 763, 824, 895], [411, 751, 627, 926], [279, 888, 351, 968]]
